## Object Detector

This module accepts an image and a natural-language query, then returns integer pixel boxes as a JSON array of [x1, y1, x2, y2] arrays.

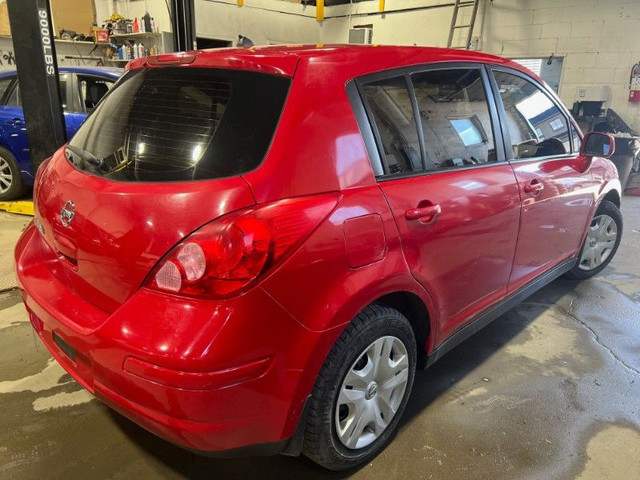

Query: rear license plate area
[[53, 332, 77, 363]]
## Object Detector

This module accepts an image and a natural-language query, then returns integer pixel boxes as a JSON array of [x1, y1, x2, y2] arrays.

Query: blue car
[[0, 67, 122, 200]]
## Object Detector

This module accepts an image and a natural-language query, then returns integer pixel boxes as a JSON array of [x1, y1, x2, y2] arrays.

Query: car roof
[[0, 66, 122, 80], [127, 44, 533, 81], [236, 43, 505, 61], [60, 66, 123, 78]]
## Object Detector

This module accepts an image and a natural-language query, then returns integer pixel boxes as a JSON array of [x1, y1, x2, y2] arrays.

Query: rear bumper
[[15, 224, 318, 453]]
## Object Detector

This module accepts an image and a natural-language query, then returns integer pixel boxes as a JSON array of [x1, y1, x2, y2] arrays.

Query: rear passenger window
[[411, 68, 497, 170], [494, 71, 571, 159], [8, 74, 69, 111], [362, 77, 423, 174]]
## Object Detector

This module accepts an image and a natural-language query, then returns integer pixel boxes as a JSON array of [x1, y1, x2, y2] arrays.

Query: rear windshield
[[67, 67, 290, 182]]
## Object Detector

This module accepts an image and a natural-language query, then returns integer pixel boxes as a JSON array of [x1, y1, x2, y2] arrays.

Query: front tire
[[0, 147, 25, 201], [302, 304, 416, 470], [566, 200, 622, 280]]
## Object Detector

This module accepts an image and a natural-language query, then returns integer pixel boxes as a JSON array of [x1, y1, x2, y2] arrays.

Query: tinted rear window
[[67, 67, 290, 182]]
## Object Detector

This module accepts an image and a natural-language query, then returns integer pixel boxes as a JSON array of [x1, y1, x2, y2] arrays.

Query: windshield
[[67, 67, 290, 182]]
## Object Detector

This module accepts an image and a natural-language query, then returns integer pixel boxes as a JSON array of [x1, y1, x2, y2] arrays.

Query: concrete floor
[[0, 212, 29, 290], [1, 198, 639, 480]]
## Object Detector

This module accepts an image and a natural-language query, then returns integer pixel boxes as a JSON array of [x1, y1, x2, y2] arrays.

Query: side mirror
[[580, 131, 615, 159]]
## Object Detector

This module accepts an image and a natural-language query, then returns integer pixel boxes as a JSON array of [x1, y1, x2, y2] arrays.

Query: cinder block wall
[[320, 0, 640, 131], [482, 0, 640, 132]]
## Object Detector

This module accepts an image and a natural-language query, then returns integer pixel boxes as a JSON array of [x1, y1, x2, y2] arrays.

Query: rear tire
[[566, 200, 622, 280], [0, 147, 25, 201], [302, 304, 416, 471]]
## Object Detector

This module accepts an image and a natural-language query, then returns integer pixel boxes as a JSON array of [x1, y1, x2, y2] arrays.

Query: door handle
[[405, 204, 442, 224], [524, 179, 544, 195]]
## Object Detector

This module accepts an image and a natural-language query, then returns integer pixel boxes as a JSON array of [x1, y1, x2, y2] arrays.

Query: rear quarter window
[[67, 67, 290, 182]]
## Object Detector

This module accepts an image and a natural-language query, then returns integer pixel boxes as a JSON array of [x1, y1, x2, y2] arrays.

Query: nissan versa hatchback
[[15, 46, 622, 470]]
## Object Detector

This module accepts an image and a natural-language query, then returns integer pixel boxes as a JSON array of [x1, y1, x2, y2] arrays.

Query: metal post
[[171, 0, 197, 52], [6, 0, 66, 173]]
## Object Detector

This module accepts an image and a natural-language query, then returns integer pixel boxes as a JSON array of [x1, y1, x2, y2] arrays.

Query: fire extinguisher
[[630, 61, 640, 103]]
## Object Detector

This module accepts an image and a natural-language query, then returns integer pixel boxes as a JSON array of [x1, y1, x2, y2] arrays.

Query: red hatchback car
[[15, 45, 622, 470]]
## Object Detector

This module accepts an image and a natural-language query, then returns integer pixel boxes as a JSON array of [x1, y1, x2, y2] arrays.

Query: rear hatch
[[34, 64, 291, 313]]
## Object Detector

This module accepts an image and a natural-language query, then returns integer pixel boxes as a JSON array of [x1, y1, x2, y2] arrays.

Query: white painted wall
[[321, 6, 454, 47], [93, 0, 113, 26], [93, 0, 114, 26], [195, 0, 320, 45], [321, 0, 468, 47], [95, 0, 322, 45], [114, 0, 172, 33], [0, 36, 106, 72], [93, 0, 172, 32]]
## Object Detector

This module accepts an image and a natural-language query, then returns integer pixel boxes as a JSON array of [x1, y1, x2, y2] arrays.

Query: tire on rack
[[565, 200, 623, 280], [0, 147, 25, 201], [302, 304, 417, 471]]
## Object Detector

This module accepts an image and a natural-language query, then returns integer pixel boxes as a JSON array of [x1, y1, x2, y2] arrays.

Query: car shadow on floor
[[107, 278, 579, 479], [402, 278, 578, 426]]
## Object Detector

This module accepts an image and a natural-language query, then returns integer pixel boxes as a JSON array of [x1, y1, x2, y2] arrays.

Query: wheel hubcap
[[0, 157, 12, 194], [365, 382, 378, 400], [335, 336, 409, 450], [578, 214, 617, 271]]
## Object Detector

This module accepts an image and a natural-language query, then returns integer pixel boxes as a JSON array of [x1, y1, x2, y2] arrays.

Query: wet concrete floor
[[1, 198, 639, 479]]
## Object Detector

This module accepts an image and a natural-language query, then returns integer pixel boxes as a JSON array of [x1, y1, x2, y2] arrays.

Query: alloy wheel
[[578, 214, 618, 271], [335, 335, 409, 450], [0, 157, 12, 194]]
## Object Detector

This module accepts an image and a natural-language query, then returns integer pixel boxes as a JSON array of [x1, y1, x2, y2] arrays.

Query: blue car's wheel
[[0, 147, 25, 201]]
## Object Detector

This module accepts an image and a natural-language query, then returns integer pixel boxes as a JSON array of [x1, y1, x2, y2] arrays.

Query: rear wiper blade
[[66, 144, 105, 169]]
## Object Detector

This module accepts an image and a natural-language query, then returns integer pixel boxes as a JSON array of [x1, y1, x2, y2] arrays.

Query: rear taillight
[[146, 194, 339, 299]]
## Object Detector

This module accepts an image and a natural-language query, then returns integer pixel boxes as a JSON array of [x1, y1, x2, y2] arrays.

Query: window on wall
[[362, 76, 423, 175], [449, 117, 486, 147], [513, 58, 543, 76], [512, 57, 565, 93], [196, 37, 233, 49], [411, 68, 496, 169], [494, 70, 571, 159]]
